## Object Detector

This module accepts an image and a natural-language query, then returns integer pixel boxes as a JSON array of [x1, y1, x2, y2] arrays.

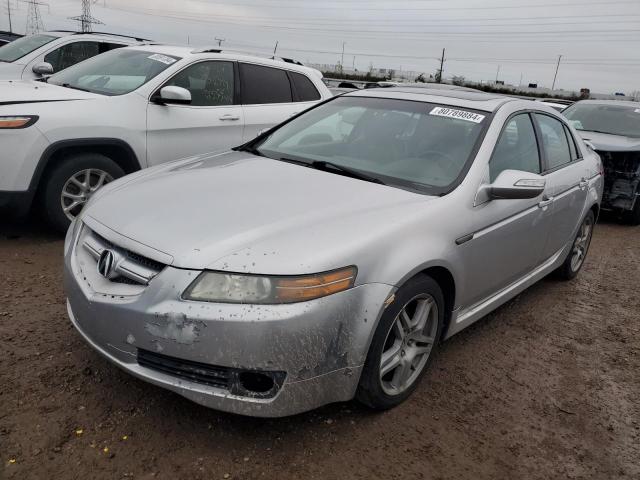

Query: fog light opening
[[237, 371, 275, 394]]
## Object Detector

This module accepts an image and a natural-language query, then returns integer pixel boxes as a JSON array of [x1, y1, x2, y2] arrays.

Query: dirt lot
[[1, 218, 639, 480]]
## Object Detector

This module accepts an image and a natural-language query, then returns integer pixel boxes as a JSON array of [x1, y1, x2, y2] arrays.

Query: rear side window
[[490, 114, 540, 182], [290, 72, 321, 102], [240, 63, 292, 104], [535, 114, 572, 170], [563, 125, 580, 160]]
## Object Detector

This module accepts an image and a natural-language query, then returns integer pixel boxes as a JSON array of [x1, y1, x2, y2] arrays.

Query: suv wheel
[[41, 153, 125, 232], [556, 210, 595, 280], [625, 198, 640, 226], [356, 274, 445, 411]]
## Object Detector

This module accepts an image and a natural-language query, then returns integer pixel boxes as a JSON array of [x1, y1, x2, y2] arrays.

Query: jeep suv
[[0, 45, 331, 231], [0, 31, 143, 80]]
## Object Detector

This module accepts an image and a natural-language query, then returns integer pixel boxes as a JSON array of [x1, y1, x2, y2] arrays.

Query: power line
[[22, 0, 46, 35]]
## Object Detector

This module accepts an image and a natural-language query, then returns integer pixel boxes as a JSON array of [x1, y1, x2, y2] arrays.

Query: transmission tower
[[69, 0, 103, 33], [24, 0, 45, 34]]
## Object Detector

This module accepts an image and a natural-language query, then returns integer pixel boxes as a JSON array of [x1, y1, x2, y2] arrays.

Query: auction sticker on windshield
[[148, 54, 177, 65], [430, 107, 485, 123]]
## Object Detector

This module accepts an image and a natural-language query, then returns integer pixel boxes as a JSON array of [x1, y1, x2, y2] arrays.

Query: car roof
[[572, 99, 640, 108], [343, 87, 514, 112], [45, 30, 145, 43], [123, 44, 323, 77]]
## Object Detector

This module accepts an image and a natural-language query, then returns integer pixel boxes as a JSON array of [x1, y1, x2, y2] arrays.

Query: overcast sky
[[3, 0, 640, 94]]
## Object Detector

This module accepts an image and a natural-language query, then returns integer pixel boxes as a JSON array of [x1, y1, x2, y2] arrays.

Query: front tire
[[40, 153, 124, 233], [556, 210, 595, 280], [624, 198, 640, 226], [356, 274, 445, 411]]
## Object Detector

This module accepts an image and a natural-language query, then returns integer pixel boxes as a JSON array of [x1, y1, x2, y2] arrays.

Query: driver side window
[[489, 114, 541, 182], [163, 61, 235, 107]]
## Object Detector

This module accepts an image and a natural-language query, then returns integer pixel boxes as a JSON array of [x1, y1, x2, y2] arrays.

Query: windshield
[[255, 96, 488, 193], [563, 103, 640, 138], [0, 34, 56, 62], [48, 49, 181, 96]]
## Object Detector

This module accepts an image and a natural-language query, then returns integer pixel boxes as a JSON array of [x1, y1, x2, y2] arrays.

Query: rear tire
[[356, 274, 445, 411], [556, 210, 595, 280], [40, 153, 124, 233]]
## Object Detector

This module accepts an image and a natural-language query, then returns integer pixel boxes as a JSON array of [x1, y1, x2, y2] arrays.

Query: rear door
[[239, 62, 306, 141], [534, 113, 589, 259], [146, 60, 243, 166]]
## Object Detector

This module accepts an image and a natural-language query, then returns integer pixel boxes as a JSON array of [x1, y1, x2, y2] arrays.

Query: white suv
[[0, 45, 331, 231], [0, 31, 142, 80]]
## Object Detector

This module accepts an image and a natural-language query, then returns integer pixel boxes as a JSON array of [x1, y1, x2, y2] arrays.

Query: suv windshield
[[255, 96, 487, 193], [0, 34, 56, 62], [563, 103, 640, 138], [48, 49, 181, 96]]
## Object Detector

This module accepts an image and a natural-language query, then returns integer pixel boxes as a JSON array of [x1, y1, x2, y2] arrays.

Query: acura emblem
[[97, 249, 116, 278]]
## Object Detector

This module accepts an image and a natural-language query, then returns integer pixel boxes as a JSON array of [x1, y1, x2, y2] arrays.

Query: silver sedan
[[64, 88, 603, 417]]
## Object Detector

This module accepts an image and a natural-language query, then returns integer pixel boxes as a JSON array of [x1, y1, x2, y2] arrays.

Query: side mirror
[[32, 62, 54, 76], [490, 169, 546, 200], [155, 86, 191, 105]]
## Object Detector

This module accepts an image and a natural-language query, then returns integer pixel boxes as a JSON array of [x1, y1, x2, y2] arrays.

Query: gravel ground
[[1, 218, 639, 480]]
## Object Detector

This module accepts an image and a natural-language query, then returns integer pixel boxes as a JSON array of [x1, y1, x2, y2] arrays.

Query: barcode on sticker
[[148, 54, 177, 65], [430, 107, 485, 123]]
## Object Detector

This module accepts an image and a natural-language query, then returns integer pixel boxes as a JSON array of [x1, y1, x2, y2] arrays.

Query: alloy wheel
[[379, 293, 439, 396], [570, 215, 593, 272], [60, 168, 113, 221]]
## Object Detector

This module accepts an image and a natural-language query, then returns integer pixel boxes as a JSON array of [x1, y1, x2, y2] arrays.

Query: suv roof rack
[[190, 47, 305, 66], [49, 30, 150, 42]]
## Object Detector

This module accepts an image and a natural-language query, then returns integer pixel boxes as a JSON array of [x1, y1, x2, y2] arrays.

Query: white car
[[0, 45, 331, 231], [0, 31, 142, 80]]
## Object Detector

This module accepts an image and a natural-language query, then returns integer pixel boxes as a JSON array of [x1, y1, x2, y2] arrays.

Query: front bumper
[[64, 228, 392, 417]]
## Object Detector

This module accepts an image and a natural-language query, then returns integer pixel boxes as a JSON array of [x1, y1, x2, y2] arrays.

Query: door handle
[[538, 196, 554, 209], [219, 114, 240, 121]]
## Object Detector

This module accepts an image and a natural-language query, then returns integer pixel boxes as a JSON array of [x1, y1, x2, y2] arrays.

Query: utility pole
[[552, 54, 562, 91], [68, 0, 103, 33], [438, 48, 445, 83], [215, 37, 225, 47], [24, 0, 46, 34], [519, 72, 523, 87], [340, 41, 346, 74], [352, 55, 356, 70], [273, 40, 278, 58], [495, 65, 501, 83], [6, 0, 13, 33]]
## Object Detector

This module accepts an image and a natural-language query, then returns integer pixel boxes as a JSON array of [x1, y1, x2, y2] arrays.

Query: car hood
[[0, 79, 100, 105], [84, 151, 431, 272], [577, 131, 640, 152]]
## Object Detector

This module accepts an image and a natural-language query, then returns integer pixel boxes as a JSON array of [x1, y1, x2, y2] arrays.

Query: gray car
[[64, 88, 603, 417], [563, 100, 640, 224]]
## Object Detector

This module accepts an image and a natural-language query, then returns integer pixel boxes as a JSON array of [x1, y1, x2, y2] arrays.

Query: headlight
[[0, 116, 39, 129], [183, 266, 357, 304]]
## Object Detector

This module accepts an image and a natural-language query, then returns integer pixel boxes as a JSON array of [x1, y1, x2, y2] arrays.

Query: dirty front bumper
[[63, 229, 392, 417]]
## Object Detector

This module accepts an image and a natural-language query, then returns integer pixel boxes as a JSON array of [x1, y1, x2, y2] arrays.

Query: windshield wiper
[[578, 128, 621, 136], [60, 83, 91, 92], [274, 157, 386, 185]]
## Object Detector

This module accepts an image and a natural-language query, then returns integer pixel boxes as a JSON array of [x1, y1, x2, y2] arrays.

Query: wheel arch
[[30, 138, 142, 195], [393, 263, 457, 342]]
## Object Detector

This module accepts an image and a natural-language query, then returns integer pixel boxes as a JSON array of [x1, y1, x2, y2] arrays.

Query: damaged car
[[64, 89, 602, 417], [563, 100, 640, 224]]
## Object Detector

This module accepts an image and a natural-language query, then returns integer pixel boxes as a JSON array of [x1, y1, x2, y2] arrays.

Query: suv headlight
[[0, 116, 39, 129], [183, 266, 357, 304]]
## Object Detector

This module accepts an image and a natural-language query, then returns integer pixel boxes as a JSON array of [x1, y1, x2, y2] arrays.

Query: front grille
[[137, 349, 231, 390], [81, 228, 166, 286]]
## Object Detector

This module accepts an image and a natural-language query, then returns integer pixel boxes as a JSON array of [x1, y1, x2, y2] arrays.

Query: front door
[[460, 113, 554, 307], [146, 60, 243, 166]]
